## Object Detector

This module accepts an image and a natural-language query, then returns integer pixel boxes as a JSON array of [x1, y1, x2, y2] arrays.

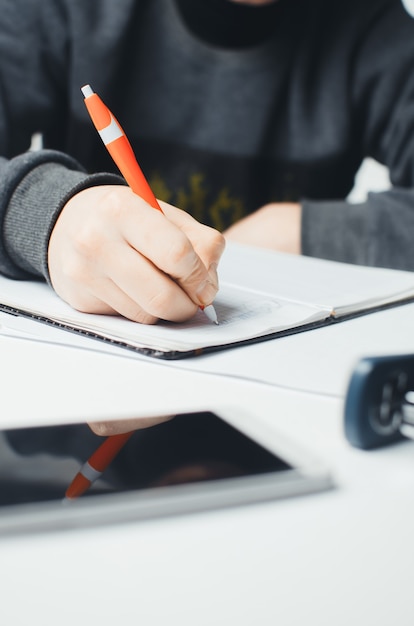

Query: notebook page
[[45, 284, 326, 353], [0, 276, 325, 354], [219, 243, 414, 314]]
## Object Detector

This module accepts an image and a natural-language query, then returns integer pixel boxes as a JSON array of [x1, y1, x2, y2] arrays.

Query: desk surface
[[0, 386, 413, 626], [2, 298, 414, 427], [1, 291, 414, 624]]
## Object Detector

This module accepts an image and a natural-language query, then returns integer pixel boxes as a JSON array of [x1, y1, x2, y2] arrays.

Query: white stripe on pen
[[78, 462, 102, 483]]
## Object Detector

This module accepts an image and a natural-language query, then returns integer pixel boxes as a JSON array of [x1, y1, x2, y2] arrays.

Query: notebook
[[1, 242, 414, 359]]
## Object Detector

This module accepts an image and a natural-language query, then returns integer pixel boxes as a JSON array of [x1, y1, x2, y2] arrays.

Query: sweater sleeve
[[302, 2, 414, 271], [0, 150, 125, 282], [0, 0, 125, 281]]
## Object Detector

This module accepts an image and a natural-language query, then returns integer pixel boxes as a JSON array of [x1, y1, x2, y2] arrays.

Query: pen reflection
[[1, 411, 289, 507]]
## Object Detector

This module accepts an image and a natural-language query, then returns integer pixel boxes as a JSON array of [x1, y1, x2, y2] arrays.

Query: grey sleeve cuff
[[302, 188, 414, 271], [301, 199, 372, 266], [3, 157, 125, 282]]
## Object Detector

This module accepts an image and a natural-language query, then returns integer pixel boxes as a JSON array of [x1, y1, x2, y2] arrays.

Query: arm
[[0, 1, 224, 322], [0, 0, 124, 281], [302, 3, 414, 271], [1, 152, 223, 325], [228, 4, 414, 271], [0, 152, 125, 280], [224, 202, 301, 254]]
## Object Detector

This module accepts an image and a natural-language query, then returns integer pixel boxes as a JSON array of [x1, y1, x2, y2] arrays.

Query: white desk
[[3, 298, 414, 426], [1, 298, 414, 625]]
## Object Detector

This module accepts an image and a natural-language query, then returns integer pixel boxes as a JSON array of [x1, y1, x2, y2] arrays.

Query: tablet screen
[[0, 411, 332, 534]]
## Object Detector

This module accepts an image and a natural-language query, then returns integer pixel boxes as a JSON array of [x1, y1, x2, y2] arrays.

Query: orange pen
[[81, 84, 218, 324], [65, 431, 134, 500]]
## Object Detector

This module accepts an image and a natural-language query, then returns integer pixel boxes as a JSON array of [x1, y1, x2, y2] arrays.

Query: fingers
[[118, 198, 224, 307], [93, 241, 200, 322], [88, 415, 175, 436], [48, 186, 225, 323], [160, 200, 225, 287]]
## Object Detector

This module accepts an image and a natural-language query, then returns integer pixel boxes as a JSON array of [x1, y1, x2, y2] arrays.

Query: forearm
[[223, 202, 302, 254]]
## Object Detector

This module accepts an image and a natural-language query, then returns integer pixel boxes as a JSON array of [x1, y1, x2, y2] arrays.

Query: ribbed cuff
[[4, 159, 124, 282], [301, 199, 372, 266]]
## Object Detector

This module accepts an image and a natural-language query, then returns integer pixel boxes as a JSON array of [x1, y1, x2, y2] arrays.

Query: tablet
[[0, 408, 333, 536]]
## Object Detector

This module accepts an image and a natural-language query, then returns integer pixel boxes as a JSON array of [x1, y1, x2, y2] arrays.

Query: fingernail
[[196, 278, 218, 306], [208, 263, 219, 290]]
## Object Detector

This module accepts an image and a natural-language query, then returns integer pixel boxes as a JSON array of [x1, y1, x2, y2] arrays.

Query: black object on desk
[[344, 354, 414, 449]]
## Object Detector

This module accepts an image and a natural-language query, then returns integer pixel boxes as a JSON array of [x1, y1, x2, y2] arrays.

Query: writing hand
[[48, 185, 225, 324]]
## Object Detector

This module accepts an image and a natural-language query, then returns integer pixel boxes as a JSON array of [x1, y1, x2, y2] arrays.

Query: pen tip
[[202, 304, 219, 325]]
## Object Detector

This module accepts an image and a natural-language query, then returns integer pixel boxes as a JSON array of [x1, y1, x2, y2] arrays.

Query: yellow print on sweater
[[149, 171, 247, 231]]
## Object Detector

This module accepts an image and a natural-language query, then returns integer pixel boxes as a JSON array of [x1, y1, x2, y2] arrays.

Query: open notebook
[[1, 242, 414, 359]]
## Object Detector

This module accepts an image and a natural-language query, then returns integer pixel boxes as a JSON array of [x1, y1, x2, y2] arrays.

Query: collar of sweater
[[173, 0, 283, 49]]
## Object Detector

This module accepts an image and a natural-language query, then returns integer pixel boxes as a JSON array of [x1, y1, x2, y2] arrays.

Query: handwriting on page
[[213, 299, 280, 326], [166, 290, 281, 331]]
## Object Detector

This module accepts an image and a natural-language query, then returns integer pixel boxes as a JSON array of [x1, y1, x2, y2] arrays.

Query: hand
[[48, 185, 225, 324], [88, 414, 174, 436], [223, 202, 302, 254]]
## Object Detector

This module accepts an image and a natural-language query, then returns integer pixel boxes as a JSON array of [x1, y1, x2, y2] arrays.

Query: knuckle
[[71, 190, 129, 260], [147, 287, 175, 316], [149, 291, 197, 322], [59, 254, 90, 285], [128, 307, 158, 325], [213, 229, 226, 250], [166, 235, 194, 268], [99, 187, 126, 220], [144, 285, 196, 321], [201, 227, 226, 255], [74, 223, 106, 260]]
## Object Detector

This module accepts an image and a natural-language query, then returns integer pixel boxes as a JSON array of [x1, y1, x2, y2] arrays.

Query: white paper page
[[0, 277, 325, 354], [1, 242, 411, 356], [220, 243, 414, 314]]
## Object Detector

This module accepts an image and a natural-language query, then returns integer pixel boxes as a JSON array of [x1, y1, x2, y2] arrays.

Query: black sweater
[[1, 0, 414, 281]]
